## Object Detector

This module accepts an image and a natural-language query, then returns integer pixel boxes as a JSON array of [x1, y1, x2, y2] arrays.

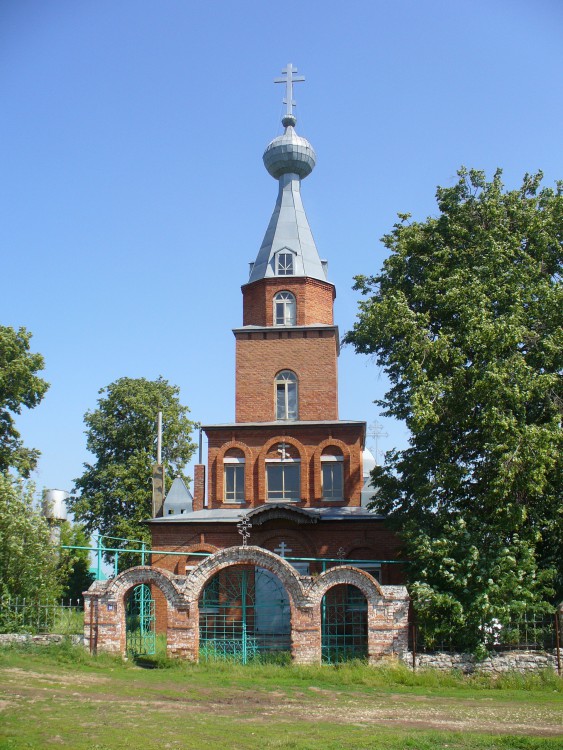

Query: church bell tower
[[196, 64, 366, 511], [236, 64, 339, 423]]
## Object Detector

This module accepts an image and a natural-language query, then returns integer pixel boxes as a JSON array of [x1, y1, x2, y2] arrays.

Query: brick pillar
[[83, 591, 121, 655], [166, 605, 198, 660], [367, 597, 410, 662], [193, 464, 205, 511], [291, 607, 321, 664]]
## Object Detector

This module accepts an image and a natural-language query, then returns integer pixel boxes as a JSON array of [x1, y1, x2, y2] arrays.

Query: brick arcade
[[84, 547, 409, 664]]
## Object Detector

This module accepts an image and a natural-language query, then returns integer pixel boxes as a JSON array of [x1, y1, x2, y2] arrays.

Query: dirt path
[[2, 666, 562, 738]]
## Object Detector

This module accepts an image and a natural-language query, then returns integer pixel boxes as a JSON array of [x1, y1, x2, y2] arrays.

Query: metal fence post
[[555, 610, 561, 677]]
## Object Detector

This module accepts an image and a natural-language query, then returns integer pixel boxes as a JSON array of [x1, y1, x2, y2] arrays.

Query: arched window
[[273, 291, 296, 326], [275, 370, 298, 420], [266, 442, 301, 502]]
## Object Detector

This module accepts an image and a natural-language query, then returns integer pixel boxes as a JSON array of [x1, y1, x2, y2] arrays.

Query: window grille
[[276, 252, 294, 276]]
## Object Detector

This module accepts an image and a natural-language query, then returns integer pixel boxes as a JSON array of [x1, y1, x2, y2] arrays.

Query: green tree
[[69, 376, 197, 565], [58, 521, 95, 601], [345, 169, 562, 648], [0, 474, 61, 630], [0, 326, 49, 477]]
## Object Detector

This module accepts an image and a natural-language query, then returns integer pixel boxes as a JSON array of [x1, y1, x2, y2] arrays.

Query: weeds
[[1, 639, 561, 693]]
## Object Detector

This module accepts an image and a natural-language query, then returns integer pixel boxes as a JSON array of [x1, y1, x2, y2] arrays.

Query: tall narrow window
[[276, 251, 294, 276], [224, 457, 245, 503], [275, 370, 298, 420], [321, 451, 344, 501], [321, 460, 344, 500], [274, 291, 296, 326]]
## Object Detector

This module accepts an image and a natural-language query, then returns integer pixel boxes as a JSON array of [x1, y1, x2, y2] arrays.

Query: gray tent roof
[[149, 505, 385, 524], [248, 173, 328, 284]]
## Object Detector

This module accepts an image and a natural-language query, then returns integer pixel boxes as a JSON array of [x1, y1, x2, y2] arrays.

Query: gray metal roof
[[233, 323, 335, 332], [149, 508, 244, 523], [148, 505, 385, 524], [202, 419, 366, 430], [248, 172, 328, 284], [162, 477, 193, 516]]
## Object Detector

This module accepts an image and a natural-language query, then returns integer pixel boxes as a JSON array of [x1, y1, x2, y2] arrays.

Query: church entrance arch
[[321, 584, 368, 663], [199, 565, 291, 663]]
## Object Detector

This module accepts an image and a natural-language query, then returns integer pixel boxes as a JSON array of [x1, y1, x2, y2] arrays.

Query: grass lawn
[[0, 642, 561, 749]]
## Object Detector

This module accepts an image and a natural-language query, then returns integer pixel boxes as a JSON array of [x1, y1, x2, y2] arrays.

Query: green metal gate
[[199, 566, 290, 663], [125, 584, 156, 656], [321, 584, 368, 663]]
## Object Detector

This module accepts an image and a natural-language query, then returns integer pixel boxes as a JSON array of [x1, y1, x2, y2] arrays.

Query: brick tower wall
[[235, 329, 338, 422], [242, 277, 335, 327]]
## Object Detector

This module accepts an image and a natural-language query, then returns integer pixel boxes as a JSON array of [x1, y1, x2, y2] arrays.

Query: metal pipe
[[89, 599, 94, 654], [61, 544, 407, 565], [157, 412, 162, 464], [96, 535, 102, 581], [241, 569, 248, 665], [92, 598, 98, 656], [555, 611, 561, 677]]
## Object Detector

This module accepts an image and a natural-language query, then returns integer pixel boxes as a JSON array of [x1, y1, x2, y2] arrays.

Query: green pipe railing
[[61, 536, 406, 581]]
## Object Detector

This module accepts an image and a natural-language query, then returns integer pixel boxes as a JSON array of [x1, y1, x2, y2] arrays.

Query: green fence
[[410, 611, 560, 654], [321, 584, 368, 663], [125, 584, 156, 656], [199, 566, 291, 664], [0, 597, 84, 635]]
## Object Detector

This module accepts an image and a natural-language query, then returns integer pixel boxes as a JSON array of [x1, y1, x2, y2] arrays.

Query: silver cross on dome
[[275, 63, 305, 118]]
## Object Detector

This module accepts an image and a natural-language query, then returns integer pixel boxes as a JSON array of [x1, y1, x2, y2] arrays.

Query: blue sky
[[2, 0, 562, 497]]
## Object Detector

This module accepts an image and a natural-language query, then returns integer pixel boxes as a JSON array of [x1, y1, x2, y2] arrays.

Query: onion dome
[[263, 114, 316, 180], [362, 448, 377, 478]]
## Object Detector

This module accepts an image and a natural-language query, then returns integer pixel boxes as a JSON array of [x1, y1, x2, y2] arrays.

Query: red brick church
[[149, 66, 403, 586], [84, 66, 408, 664]]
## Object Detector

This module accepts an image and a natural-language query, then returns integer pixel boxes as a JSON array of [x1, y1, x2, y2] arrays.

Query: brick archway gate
[[84, 547, 409, 664], [83, 567, 192, 659], [185, 546, 312, 663]]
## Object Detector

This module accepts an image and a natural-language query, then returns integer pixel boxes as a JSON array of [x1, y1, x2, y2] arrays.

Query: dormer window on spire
[[276, 251, 294, 276], [274, 291, 296, 326]]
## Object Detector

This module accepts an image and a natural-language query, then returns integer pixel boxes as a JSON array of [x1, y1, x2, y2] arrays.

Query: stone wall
[[1, 634, 559, 675], [401, 650, 561, 674], [0, 633, 85, 647]]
